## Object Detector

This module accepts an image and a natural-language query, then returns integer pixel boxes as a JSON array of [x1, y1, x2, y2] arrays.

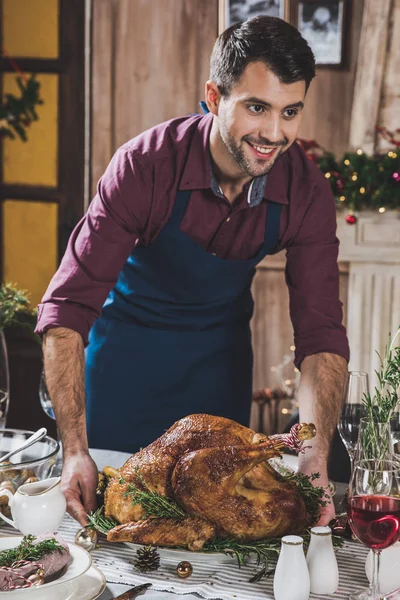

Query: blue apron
[[86, 190, 281, 452]]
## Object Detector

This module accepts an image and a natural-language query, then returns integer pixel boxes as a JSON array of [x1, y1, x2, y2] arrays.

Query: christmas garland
[[298, 127, 400, 223], [0, 52, 43, 142]]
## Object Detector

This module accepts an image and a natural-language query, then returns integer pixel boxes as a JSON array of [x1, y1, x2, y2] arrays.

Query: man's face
[[211, 62, 306, 178]]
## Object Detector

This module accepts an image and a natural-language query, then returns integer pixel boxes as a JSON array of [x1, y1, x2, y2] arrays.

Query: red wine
[[348, 495, 400, 550]]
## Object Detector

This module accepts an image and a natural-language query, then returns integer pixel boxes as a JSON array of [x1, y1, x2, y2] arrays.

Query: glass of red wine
[[338, 372, 369, 473], [348, 459, 400, 599]]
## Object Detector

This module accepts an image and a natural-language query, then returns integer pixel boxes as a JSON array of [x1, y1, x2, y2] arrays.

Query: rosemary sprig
[[361, 326, 400, 459], [363, 327, 400, 423], [87, 506, 119, 534], [0, 535, 65, 567], [120, 472, 187, 520], [283, 471, 329, 523]]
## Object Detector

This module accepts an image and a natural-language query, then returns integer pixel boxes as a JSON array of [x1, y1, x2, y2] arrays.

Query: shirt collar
[[179, 112, 289, 206]]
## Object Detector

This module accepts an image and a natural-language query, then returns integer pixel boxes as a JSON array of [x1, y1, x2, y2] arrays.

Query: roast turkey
[[104, 414, 315, 549]]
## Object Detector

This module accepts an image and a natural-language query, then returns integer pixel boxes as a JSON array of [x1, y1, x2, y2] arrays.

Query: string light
[[340, 195, 346, 201], [351, 174, 358, 181], [360, 187, 366, 194], [356, 149, 363, 155], [344, 159, 350, 165], [325, 172, 331, 178], [290, 345, 296, 351], [379, 207, 386, 213]]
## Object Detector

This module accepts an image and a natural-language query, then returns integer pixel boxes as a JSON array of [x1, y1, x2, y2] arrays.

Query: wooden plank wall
[[298, 0, 365, 157], [91, 0, 218, 196]]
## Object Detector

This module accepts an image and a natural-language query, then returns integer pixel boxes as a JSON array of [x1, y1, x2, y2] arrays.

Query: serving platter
[[125, 541, 239, 565], [0, 537, 92, 595]]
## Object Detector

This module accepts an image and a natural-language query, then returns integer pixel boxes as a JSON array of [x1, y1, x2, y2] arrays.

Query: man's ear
[[205, 81, 221, 115]]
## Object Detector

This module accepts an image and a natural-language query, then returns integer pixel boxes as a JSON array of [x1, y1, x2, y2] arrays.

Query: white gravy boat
[[0, 477, 66, 535]]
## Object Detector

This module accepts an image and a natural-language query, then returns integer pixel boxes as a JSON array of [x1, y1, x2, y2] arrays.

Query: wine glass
[[347, 459, 400, 599], [338, 372, 369, 473], [389, 409, 400, 462], [39, 370, 62, 475]]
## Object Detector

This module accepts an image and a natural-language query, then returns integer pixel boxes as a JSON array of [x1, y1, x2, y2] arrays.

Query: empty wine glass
[[348, 459, 400, 599], [0, 331, 10, 429], [39, 370, 62, 475], [338, 372, 369, 473]]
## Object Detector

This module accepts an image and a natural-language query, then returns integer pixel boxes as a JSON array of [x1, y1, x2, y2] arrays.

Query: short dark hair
[[210, 16, 316, 96]]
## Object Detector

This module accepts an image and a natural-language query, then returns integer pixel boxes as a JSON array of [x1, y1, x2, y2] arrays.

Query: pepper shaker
[[274, 535, 310, 600], [306, 525, 339, 594]]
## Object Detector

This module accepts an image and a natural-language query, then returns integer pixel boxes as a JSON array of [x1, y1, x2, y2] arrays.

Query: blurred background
[[0, 0, 399, 440]]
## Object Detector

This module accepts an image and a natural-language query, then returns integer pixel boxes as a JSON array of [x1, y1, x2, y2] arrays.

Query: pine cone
[[133, 545, 160, 572]]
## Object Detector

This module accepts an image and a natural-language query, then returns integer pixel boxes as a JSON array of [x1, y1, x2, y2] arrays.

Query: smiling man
[[36, 16, 349, 527]]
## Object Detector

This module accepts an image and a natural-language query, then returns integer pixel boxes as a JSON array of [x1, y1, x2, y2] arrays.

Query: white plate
[[0, 537, 92, 594], [0, 566, 106, 600]]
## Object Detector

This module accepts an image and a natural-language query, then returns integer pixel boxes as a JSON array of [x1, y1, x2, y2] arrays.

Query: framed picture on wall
[[296, 0, 347, 67], [218, 1, 290, 34]]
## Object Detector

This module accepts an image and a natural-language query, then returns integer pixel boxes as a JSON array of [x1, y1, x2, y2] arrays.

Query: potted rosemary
[[358, 327, 400, 461]]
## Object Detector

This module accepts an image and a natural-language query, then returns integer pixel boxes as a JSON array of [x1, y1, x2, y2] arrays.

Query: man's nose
[[260, 115, 283, 145]]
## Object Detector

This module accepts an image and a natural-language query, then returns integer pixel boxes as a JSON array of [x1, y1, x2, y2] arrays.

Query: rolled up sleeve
[[35, 148, 149, 345], [285, 175, 350, 369]]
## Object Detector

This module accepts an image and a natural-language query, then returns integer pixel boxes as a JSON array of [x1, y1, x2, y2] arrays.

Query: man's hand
[[61, 452, 98, 526], [298, 462, 335, 525]]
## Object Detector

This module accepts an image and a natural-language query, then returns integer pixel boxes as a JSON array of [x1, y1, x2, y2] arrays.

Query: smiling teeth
[[254, 145, 275, 154]]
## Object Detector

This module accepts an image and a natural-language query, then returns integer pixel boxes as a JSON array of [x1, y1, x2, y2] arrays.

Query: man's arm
[[297, 352, 348, 524], [43, 327, 98, 526]]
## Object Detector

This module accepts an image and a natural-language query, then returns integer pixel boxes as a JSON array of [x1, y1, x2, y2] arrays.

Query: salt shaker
[[273, 535, 310, 600], [306, 525, 339, 594]]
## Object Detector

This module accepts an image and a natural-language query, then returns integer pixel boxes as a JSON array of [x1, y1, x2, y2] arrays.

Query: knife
[[114, 583, 152, 599]]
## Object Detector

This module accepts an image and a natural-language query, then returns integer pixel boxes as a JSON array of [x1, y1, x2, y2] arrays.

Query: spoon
[[0, 428, 47, 465]]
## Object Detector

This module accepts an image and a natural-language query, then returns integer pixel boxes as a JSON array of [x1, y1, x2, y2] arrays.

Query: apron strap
[[261, 201, 281, 253], [168, 190, 192, 226]]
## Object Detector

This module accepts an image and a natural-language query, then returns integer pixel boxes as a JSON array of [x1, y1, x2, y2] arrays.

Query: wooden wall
[[91, 0, 218, 197], [298, 0, 365, 157]]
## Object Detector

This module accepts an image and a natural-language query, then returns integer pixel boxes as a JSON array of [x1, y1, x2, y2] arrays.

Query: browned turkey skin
[[105, 414, 313, 548]]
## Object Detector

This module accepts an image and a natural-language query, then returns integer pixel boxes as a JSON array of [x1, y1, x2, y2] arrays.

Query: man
[[36, 16, 349, 527]]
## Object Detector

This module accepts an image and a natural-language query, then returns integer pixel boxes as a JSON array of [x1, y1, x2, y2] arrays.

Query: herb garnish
[[119, 471, 187, 520], [0, 535, 64, 567]]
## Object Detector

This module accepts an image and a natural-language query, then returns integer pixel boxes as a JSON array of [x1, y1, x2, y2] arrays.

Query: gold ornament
[[75, 527, 98, 551], [176, 561, 193, 578]]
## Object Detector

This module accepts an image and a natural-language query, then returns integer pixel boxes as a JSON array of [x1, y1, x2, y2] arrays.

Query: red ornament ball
[[345, 214, 357, 225]]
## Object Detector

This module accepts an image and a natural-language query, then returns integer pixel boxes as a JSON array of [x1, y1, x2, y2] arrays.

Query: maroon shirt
[[36, 112, 349, 368]]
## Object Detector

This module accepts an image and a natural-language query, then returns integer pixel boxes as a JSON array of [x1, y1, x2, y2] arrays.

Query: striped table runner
[[57, 515, 370, 600]]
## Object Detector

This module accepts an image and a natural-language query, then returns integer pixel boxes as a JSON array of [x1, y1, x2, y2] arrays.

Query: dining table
[[0, 447, 374, 600], [85, 448, 371, 600]]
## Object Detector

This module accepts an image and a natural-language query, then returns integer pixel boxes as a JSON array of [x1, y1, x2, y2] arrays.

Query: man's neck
[[209, 119, 252, 204]]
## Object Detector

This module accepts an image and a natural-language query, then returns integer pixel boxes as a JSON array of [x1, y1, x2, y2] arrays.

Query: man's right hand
[[61, 452, 99, 526]]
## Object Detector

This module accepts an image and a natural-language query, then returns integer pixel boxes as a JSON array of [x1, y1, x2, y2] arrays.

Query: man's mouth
[[247, 141, 280, 159]]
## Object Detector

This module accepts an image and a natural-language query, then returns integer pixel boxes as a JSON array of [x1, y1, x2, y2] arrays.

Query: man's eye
[[249, 105, 265, 114], [283, 109, 298, 119]]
